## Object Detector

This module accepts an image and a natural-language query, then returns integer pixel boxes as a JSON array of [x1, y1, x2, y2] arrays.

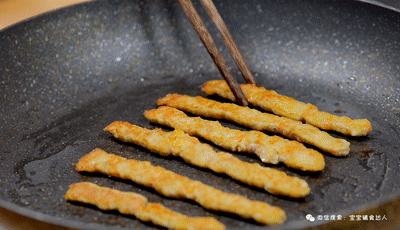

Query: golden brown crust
[[202, 80, 372, 136], [104, 121, 310, 198], [302, 107, 372, 136], [144, 106, 324, 172], [157, 94, 350, 156], [65, 182, 225, 230], [75, 149, 287, 225]]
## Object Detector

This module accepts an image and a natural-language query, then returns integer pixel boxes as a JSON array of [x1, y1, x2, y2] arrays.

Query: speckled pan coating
[[0, 0, 399, 230]]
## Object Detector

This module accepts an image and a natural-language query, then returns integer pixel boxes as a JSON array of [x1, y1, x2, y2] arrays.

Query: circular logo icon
[[306, 214, 315, 222]]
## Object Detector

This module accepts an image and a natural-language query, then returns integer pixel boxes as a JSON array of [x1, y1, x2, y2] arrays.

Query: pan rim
[[0, 188, 399, 229]]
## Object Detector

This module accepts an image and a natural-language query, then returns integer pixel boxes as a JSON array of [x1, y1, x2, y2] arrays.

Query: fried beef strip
[[144, 106, 324, 172], [202, 80, 372, 136], [157, 94, 350, 156], [65, 182, 226, 230], [105, 121, 310, 198], [75, 149, 287, 225]]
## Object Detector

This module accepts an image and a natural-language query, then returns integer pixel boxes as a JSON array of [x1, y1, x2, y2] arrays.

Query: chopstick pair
[[178, 0, 257, 106]]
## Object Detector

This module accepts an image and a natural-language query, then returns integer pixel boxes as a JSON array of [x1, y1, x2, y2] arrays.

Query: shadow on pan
[[0, 0, 400, 229]]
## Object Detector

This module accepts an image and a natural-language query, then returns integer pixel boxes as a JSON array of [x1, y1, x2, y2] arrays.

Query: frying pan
[[1, 0, 399, 229]]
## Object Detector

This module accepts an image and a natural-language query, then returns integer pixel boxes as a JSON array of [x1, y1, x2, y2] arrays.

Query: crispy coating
[[202, 80, 372, 136], [65, 182, 225, 230], [75, 149, 287, 225], [144, 106, 324, 172], [105, 121, 310, 198], [157, 94, 350, 156]]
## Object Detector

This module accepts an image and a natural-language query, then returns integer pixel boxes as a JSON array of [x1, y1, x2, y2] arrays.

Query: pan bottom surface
[[1, 72, 399, 230]]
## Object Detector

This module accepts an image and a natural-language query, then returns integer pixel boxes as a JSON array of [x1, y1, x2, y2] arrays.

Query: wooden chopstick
[[199, 0, 257, 86], [178, 0, 249, 106]]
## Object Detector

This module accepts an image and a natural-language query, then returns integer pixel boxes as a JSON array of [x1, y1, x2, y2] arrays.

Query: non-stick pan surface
[[1, 0, 400, 229]]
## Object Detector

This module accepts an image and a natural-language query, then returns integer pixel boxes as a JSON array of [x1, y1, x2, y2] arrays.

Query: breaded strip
[[144, 106, 324, 172], [157, 94, 350, 156], [202, 80, 372, 136], [75, 149, 287, 225], [65, 182, 225, 230], [105, 121, 310, 198]]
